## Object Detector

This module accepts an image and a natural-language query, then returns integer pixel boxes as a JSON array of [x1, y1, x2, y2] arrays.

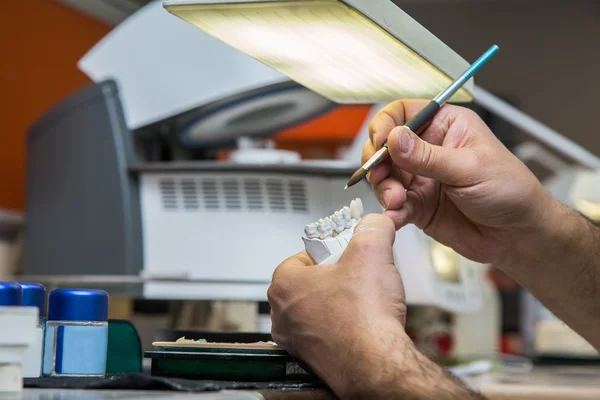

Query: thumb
[[387, 126, 478, 186], [338, 214, 396, 266]]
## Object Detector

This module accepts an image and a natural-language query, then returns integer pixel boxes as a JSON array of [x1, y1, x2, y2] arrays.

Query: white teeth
[[350, 198, 365, 220], [341, 207, 353, 228], [356, 198, 364, 217], [350, 199, 360, 219], [305, 200, 364, 240], [317, 218, 332, 239], [304, 223, 319, 239], [328, 216, 339, 234], [331, 212, 345, 233]]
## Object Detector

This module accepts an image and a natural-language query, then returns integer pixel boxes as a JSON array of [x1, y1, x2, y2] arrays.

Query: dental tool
[[345, 45, 499, 190]]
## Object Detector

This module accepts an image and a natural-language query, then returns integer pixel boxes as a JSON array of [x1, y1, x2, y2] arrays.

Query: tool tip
[[344, 185, 348, 190], [345, 168, 367, 190]]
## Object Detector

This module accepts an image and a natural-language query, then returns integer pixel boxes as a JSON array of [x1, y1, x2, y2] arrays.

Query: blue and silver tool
[[345, 45, 499, 189]]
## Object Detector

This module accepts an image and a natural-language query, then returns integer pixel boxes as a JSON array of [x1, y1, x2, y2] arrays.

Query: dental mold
[[302, 198, 364, 265]]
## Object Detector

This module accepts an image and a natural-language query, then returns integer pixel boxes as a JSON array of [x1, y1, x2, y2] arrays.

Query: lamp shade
[[163, 0, 475, 104]]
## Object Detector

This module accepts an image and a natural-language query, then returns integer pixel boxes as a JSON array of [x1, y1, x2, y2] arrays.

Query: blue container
[[19, 282, 46, 378], [0, 282, 22, 306], [19, 282, 46, 317], [43, 289, 109, 377]]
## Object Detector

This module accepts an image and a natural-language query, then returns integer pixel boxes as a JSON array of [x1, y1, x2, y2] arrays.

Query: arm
[[337, 321, 485, 400], [499, 200, 600, 350]]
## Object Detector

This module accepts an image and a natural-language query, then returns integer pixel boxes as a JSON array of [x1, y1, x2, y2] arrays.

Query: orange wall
[[0, 1, 110, 211]]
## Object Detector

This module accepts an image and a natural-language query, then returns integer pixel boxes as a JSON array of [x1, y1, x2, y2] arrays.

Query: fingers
[[383, 186, 421, 230], [339, 214, 396, 266], [384, 207, 412, 230], [372, 177, 406, 210], [272, 251, 314, 282], [387, 126, 481, 187], [368, 100, 431, 151]]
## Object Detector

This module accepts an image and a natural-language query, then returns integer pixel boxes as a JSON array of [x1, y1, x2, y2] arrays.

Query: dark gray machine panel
[[22, 80, 142, 277]]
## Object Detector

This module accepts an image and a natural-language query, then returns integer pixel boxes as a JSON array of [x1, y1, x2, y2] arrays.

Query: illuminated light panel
[[163, 0, 474, 104], [431, 242, 461, 284]]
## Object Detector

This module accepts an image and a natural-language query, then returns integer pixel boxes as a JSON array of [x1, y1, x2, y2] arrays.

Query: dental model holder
[[302, 198, 365, 265]]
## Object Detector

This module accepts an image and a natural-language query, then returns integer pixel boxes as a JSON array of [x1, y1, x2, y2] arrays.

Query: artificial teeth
[[317, 218, 332, 239], [331, 212, 345, 234], [341, 207, 353, 228], [304, 223, 319, 239], [355, 198, 364, 218], [349, 198, 365, 220], [350, 199, 360, 220]]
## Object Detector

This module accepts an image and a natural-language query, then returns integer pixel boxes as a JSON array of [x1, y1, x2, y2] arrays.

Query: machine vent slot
[[201, 179, 220, 210], [223, 179, 241, 210], [266, 180, 286, 212], [289, 180, 308, 213], [157, 176, 309, 213], [159, 179, 178, 210], [181, 179, 199, 210], [243, 179, 264, 211]]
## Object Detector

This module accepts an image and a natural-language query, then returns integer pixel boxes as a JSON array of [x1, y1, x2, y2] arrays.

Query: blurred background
[[2, 0, 600, 383]]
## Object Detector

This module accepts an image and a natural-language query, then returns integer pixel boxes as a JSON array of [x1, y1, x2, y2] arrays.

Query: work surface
[[17, 367, 600, 399]]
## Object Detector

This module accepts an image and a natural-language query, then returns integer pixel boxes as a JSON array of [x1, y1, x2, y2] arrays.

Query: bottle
[[43, 289, 109, 376], [0, 281, 22, 306], [19, 283, 46, 378]]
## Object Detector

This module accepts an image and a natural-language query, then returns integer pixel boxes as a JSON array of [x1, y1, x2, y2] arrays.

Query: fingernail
[[399, 129, 414, 154], [381, 189, 391, 209], [366, 171, 372, 183]]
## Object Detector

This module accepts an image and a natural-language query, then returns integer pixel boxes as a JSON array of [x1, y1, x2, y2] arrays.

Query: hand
[[364, 100, 554, 264], [269, 213, 486, 399], [268, 214, 408, 397]]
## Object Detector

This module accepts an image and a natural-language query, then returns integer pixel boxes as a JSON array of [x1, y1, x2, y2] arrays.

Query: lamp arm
[[473, 86, 600, 169], [512, 141, 571, 174]]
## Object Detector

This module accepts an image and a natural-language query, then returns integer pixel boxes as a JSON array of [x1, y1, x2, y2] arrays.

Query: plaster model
[[302, 198, 364, 265]]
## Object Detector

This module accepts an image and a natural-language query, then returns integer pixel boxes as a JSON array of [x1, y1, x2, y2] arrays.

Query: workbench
[[18, 366, 600, 400]]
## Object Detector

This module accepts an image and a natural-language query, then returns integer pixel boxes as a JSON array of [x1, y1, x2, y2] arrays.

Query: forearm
[[497, 198, 600, 349], [326, 323, 485, 400]]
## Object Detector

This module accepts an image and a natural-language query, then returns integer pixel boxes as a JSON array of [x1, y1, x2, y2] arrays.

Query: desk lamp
[[163, 0, 476, 104]]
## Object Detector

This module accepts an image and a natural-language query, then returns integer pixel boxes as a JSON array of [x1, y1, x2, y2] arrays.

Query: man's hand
[[365, 100, 600, 352], [268, 214, 484, 399], [364, 100, 555, 265]]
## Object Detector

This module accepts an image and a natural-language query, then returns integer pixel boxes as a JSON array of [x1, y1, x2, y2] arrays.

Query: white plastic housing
[[139, 170, 379, 299], [78, 0, 288, 130], [0, 307, 38, 392]]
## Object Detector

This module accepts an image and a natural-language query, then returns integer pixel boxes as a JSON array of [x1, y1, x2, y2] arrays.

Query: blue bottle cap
[[19, 282, 46, 317], [48, 289, 109, 322], [0, 282, 22, 306]]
